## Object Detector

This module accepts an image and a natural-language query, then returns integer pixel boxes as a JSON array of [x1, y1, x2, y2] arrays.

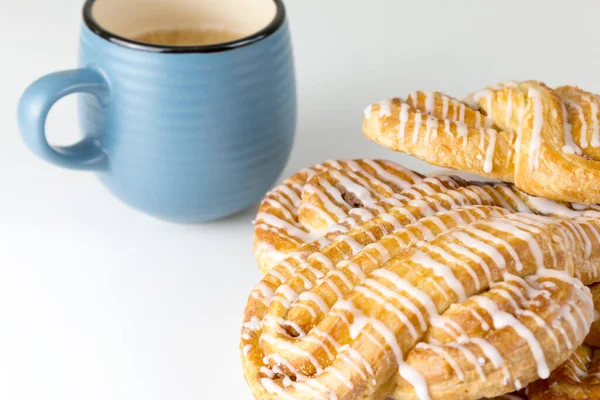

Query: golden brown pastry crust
[[363, 81, 600, 204], [527, 344, 600, 399], [242, 161, 600, 400]]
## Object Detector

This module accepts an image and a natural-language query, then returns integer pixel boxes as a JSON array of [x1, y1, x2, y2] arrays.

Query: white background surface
[[2, 1, 600, 399]]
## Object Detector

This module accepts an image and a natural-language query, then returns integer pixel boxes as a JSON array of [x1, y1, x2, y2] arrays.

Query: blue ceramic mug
[[18, 0, 296, 222]]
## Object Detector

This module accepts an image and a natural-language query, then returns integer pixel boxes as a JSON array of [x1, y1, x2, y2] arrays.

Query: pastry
[[242, 160, 600, 400], [362, 81, 600, 204], [253, 159, 600, 276]]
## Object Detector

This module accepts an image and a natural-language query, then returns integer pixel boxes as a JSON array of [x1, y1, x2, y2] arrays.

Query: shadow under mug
[[18, 0, 296, 223]]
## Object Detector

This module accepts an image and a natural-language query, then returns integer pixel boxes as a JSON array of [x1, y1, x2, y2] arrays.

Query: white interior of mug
[[91, 0, 278, 45]]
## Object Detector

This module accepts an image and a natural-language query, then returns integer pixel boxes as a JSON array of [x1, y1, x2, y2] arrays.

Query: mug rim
[[82, 0, 286, 53]]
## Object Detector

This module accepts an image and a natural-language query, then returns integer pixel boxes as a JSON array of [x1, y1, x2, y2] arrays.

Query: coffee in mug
[[132, 28, 244, 46], [18, 0, 296, 223]]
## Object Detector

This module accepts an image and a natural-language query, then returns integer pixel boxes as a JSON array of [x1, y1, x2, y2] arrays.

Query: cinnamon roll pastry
[[363, 81, 600, 204], [253, 159, 600, 276], [242, 162, 600, 399]]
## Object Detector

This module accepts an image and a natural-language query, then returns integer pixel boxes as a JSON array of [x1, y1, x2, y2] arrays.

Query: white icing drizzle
[[561, 100, 581, 154], [342, 261, 367, 280], [366, 242, 390, 260], [278, 284, 299, 303], [428, 244, 481, 290], [328, 269, 354, 289], [295, 303, 317, 318], [257, 212, 317, 243], [419, 342, 465, 381], [350, 208, 374, 224], [378, 213, 402, 231], [459, 103, 466, 123], [256, 241, 288, 267], [446, 342, 487, 381], [526, 196, 582, 218], [425, 92, 435, 114], [488, 218, 544, 271], [410, 91, 418, 106], [338, 352, 366, 380], [264, 197, 296, 220], [379, 99, 392, 117], [483, 129, 496, 173], [304, 183, 349, 220], [469, 337, 512, 385], [337, 235, 365, 254], [261, 333, 324, 372], [398, 363, 430, 400], [363, 159, 413, 190], [484, 90, 494, 120], [395, 102, 410, 140], [475, 296, 550, 378], [308, 252, 333, 270], [452, 231, 507, 273], [496, 186, 531, 213], [327, 366, 353, 389], [346, 160, 395, 195], [527, 88, 544, 171], [299, 292, 330, 314], [383, 160, 423, 183], [365, 278, 427, 331], [475, 112, 482, 129], [424, 116, 439, 144], [319, 277, 343, 298], [444, 119, 452, 137], [456, 122, 469, 145], [413, 112, 423, 144], [453, 99, 459, 121], [253, 282, 275, 302], [589, 96, 600, 147], [261, 378, 297, 399], [331, 173, 377, 208], [345, 346, 375, 380], [442, 96, 449, 119], [355, 286, 418, 339], [464, 225, 523, 271], [372, 269, 439, 320], [570, 100, 589, 149]]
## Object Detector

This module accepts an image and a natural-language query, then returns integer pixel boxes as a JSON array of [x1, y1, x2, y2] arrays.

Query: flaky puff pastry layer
[[526, 286, 600, 399], [243, 160, 600, 400], [363, 81, 600, 204]]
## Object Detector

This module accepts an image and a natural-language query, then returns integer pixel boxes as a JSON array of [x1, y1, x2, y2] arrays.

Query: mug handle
[[18, 68, 109, 171]]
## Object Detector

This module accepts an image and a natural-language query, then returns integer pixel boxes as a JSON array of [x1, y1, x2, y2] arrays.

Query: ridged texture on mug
[[78, 22, 296, 222]]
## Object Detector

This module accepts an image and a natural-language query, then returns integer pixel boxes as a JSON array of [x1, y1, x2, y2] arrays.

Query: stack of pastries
[[240, 81, 600, 399]]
